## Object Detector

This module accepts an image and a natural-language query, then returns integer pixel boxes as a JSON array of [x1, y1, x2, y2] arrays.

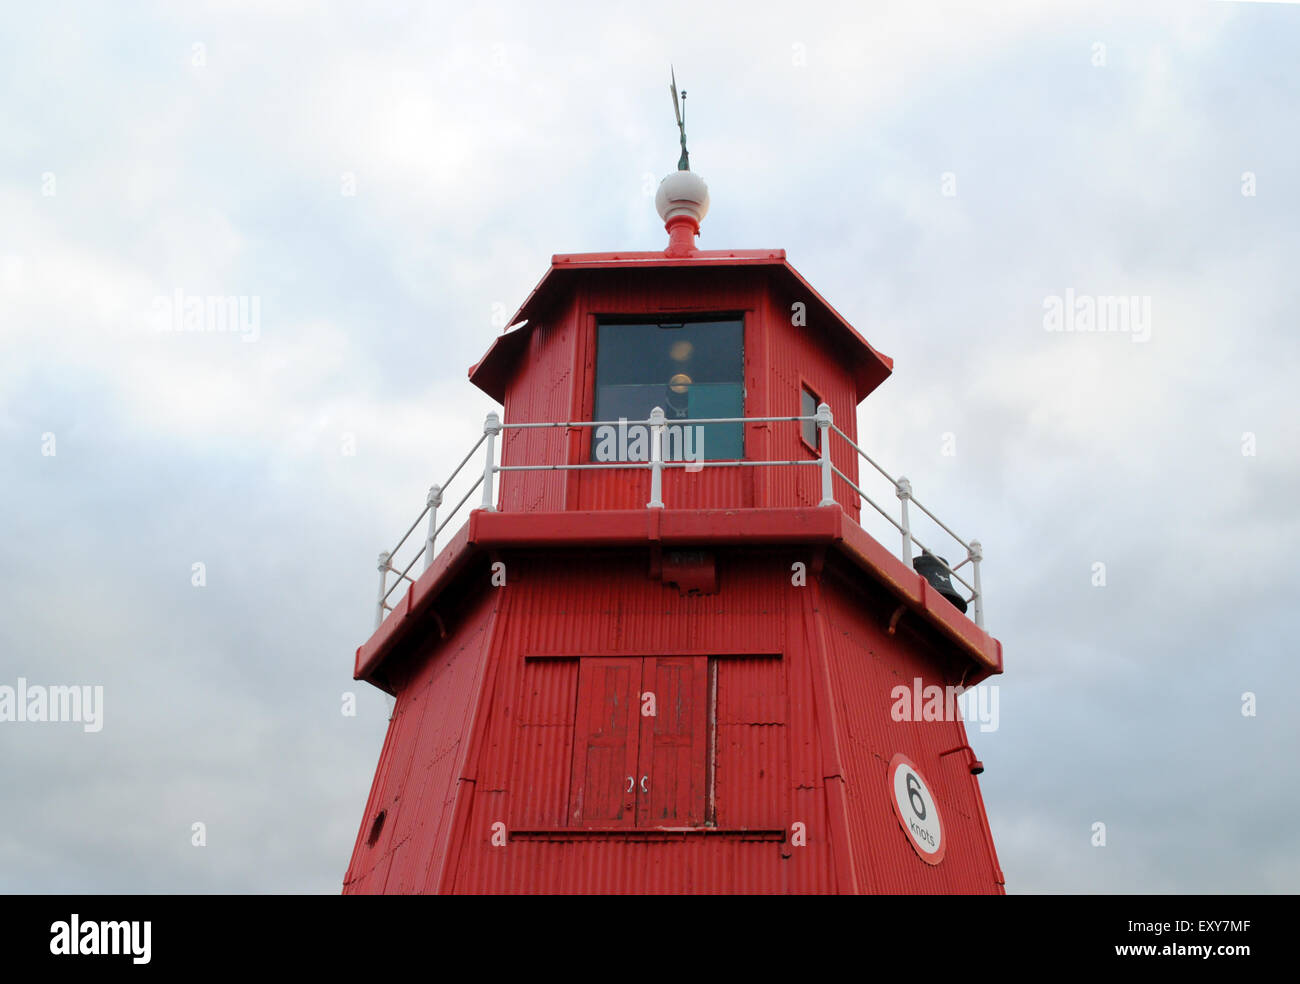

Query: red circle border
[[887, 752, 946, 866]]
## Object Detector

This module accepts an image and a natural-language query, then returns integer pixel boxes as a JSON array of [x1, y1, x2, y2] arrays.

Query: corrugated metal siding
[[452, 835, 795, 895], [818, 564, 1003, 893], [490, 551, 789, 655], [760, 288, 862, 519], [348, 546, 999, 894], [342, 590, 498, 894], [714, 656, 788, 830], [575, 463, 754, 512], [444, 551, 839, 893], [509, 658, 579, 828], [499, 293, 580, 513]]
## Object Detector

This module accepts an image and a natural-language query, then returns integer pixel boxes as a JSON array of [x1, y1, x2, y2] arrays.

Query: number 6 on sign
[[887, 753, 945, 865], [906, 773, 926, 820]]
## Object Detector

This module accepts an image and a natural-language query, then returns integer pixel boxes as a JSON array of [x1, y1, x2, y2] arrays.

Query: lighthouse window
[[593, 317, 744, 462], [800, 386, 820, 450]]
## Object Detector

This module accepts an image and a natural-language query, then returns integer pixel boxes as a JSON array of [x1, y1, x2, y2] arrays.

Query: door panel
[[636, 657, 709, 826], [568, 658, 640, 826]]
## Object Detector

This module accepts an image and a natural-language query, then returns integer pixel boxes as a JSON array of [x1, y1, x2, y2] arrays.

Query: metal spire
[[670, 66, 689, 171]]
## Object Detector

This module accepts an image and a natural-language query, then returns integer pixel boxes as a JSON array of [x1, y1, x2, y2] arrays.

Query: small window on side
[[800, 387, 819, 449]]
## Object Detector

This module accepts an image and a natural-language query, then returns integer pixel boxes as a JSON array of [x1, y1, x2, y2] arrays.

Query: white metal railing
[[374, 404, 985, 630]]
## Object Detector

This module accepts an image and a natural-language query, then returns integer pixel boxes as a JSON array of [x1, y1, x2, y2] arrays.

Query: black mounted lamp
[[913, 552, 968, 614]]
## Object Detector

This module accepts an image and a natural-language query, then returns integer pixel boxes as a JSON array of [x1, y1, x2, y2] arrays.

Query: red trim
[[507, 827, 785, 841], [469, 252, 893, 403], [523, 650, 780, 660], [887, 753, 947, 866], [664, 215, 700, 256], [949, 717, 1007, 889], [355, 505, 1003, 688]]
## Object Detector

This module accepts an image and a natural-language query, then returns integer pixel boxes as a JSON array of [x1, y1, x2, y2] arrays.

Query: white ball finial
[[655, 170, 710, 226]]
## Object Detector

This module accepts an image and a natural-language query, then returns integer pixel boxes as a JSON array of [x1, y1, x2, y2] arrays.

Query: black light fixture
[[913, 552, 967, 614]]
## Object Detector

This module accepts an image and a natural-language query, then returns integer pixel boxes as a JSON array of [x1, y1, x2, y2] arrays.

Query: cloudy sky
[[2, 0, 1296, 893]]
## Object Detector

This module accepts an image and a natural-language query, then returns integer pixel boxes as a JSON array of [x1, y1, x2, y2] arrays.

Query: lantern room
[[468, 241, 894, 518], [467, 162, 892, 521]]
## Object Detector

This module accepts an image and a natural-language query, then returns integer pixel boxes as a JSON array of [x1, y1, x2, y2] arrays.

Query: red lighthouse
[[344, 109, 1005, 894]]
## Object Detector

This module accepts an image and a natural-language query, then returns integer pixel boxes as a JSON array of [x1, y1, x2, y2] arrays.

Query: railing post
[[896, 477, 913, 563], [423, 484, 443, 572], [969, 539, 984, 629], [816, 402, 835, 507], [374, 550, 391, 630], [481, 412, 502, 511], [647, 406, 665, 508]]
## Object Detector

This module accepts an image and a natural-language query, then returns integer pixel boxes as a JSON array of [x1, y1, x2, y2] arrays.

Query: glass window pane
[[801, 388, 818, 447], [594, 318, 744, 461]]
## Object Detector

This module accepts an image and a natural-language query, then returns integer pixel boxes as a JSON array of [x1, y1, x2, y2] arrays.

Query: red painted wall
[[344, 548, 1002, 894], [498, 292, 581, 514], [818, 562, 1004, 892], [342, 588, 499, 894]]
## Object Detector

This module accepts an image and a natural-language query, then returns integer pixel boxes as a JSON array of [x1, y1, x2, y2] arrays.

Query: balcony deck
[[359, 410, 999, 690]]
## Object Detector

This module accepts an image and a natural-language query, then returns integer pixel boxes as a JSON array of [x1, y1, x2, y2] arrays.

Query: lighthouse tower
[[343, 100, 1005, 894]]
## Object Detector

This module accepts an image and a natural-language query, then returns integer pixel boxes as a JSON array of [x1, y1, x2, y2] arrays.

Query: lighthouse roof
[[468, 248, 894, 404]]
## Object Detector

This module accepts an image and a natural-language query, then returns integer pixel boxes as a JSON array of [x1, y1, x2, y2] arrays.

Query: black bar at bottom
[[0, 894, 1277, 972]]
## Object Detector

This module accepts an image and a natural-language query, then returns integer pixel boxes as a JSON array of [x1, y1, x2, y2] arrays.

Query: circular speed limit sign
[[887, 753, 945, 865]]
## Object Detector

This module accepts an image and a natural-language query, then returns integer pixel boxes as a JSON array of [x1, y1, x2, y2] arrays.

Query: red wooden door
[[568, 658, 640, 826], [636, 657, 709, 827]]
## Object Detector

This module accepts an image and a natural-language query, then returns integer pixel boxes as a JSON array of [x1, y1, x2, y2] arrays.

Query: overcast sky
[[2, 0, 1297, 893]]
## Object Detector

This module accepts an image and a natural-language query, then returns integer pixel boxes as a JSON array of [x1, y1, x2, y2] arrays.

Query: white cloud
[[2, 0, 1297, 894]]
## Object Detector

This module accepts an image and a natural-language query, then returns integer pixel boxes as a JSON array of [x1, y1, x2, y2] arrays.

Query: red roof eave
[[468, 249, 894, 403]]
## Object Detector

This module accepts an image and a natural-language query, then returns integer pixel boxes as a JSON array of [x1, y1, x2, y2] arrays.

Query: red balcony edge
[[354, 506, 1002, 685]]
